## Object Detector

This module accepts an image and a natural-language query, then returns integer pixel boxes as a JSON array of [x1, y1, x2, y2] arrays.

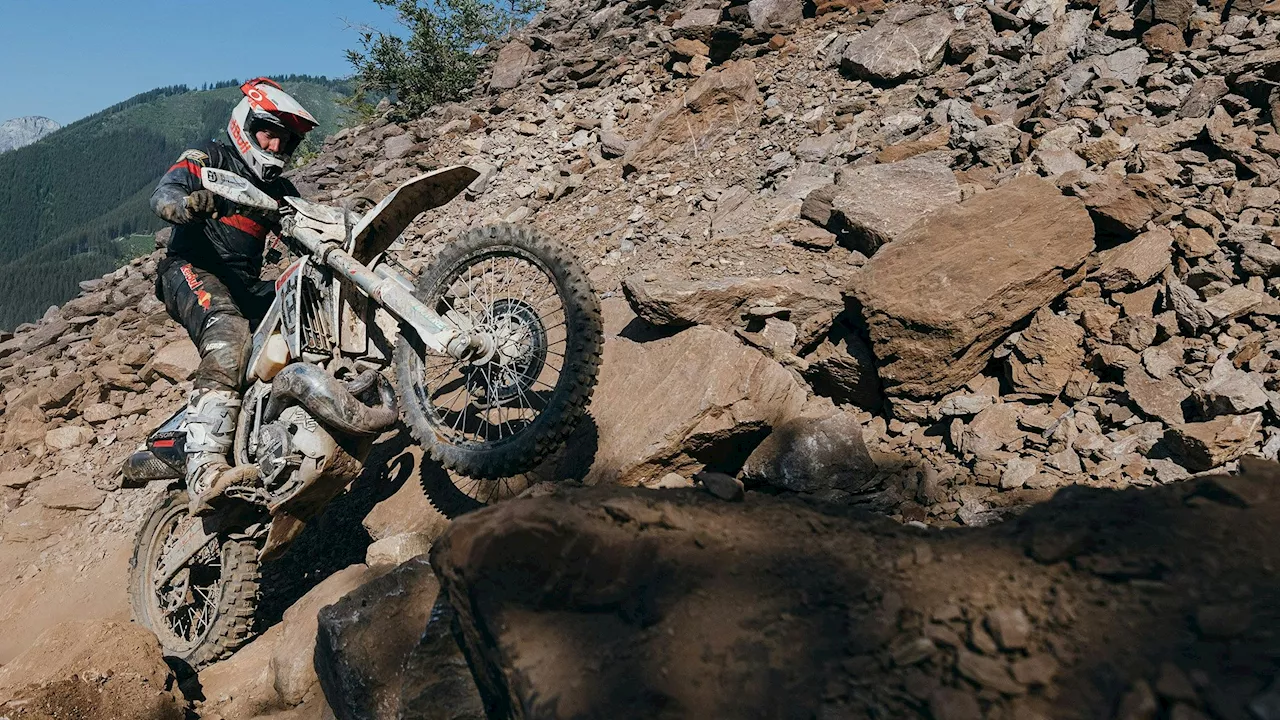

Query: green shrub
[[347, 0, 542, 119]]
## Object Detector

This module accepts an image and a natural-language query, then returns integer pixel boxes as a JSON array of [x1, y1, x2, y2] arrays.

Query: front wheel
[[394, 223, 603, 501], [129, 488, 260, 669]]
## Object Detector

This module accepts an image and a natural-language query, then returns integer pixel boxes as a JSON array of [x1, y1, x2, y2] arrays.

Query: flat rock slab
[[624, 60, 760, 173], [622, 275, 843, 348], [803, 158, 961, 255], [430, 467, 1280, 719], [842, 7, 955, 82], [849, 176, 1095, 399], [1091, 227, 1173, 292], [31, 471, 106, 511]]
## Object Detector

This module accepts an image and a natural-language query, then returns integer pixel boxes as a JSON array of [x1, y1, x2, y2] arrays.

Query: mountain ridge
[[0, 116, 60, 154]]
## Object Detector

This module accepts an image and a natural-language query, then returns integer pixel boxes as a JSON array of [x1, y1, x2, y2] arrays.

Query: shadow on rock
[[424, 459, 1280, 719], [256, 427, 415, 628]]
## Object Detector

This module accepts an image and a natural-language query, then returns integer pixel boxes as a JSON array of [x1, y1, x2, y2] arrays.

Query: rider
[[150, 77, 318, 515]]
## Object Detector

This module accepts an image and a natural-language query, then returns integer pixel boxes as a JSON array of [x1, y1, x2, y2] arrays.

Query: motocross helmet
[[227, 77, 319, 182]]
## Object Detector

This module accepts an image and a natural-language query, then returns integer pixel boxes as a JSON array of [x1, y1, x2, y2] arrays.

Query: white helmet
[[227, 77, 318, 182]]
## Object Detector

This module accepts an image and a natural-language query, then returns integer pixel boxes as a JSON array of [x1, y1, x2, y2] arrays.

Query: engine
[[253, 405, 342, 509]]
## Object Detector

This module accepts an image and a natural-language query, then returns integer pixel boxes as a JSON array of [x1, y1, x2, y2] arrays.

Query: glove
[[184, 190, 218, 219]]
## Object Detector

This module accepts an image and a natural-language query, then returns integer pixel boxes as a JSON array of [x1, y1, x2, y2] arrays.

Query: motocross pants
[[157, 257, 272, 392]]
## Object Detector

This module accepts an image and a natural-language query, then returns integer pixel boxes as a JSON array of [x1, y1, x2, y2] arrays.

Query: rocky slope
[[0, 116, 59, 154], [3, 0, 1280, 714]]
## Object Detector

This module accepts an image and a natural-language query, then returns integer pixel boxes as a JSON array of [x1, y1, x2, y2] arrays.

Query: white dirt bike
[[123, 165, 602, 667]]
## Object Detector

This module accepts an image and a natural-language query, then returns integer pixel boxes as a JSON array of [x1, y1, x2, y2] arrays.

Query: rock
[[622, 275, 843, 348], [37, 372, 84, 410], [1194, 358, 1270, 417], [849, 176, 1095, 399], [490, 41, 535, 91], [383, 134, 418, 162], [83, 402, 121, 424], [1203, 285, 1267, 326], [1125, 366, 1191, 425], [316, 556, 442, 720], [199, 564, 382, 719], [624, 60, 761, 173], [955, 649, 1024, 694], [365, 532, 433, 568], [741, 411, 876, 493], [44, 424, 95, 451], [985, 607, 1031, 650], [31, 471, 107, 511], [1165, 413, 1263, 472], [1091, 228, 1173, 291], [802, 323, 884, 411], [748, 0, 802, 32], [1032, 9, 1092, 60], [149, 339, 200, 383], [2, 405, 48, 451], [1005, 308, 1085, 396], [0, 620, 185, 720], [396, 599, 486, 720], [842, 9, 955, 82], [1136, 0, 1194, 30], [1017, 0, 1065, 25], [1239, 241, 1280, 277], [803, 158, 961, 255], [695, 470, 745, 501], [0, 468, 36, 488], [1072, 177, 1160, 238], [1179, 75, 1228, 118], [558, 326, 807, 485]]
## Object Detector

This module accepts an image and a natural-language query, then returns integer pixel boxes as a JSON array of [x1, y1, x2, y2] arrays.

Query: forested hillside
[[0, 76, 350, 329]]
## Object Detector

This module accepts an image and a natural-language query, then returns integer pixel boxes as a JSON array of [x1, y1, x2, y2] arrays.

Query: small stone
[[985, 606, 1031, 650], [1011, 654, 1059, 686], [695, 471, 744, 501], [956, 650, 1025, 695]]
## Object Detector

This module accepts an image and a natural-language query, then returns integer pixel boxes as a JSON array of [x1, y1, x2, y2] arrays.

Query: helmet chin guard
[[227, 78, 319, 182]]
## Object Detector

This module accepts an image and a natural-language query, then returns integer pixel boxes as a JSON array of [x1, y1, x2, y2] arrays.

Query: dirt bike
[[122, 165, 603, 667]]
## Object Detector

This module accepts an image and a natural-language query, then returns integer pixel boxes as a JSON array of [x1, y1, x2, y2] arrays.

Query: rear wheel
[[394, 223, 603, 505], [129, 488, 260, 669]]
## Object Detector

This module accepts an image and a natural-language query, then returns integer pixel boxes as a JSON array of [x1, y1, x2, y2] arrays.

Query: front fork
[[283, 221, 488, 362]]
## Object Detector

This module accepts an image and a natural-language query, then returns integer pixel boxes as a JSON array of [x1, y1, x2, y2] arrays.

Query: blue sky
[[0, 0, 400, 124]]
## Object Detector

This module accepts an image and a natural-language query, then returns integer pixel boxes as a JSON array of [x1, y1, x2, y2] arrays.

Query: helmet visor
[[246, 111, 303, 159]]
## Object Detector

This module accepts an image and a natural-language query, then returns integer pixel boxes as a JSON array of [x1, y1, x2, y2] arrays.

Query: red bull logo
[[180, 264, 213, 309]]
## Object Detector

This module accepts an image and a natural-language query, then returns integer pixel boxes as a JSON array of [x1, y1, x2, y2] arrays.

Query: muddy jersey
[[150, 139, 297, 287]]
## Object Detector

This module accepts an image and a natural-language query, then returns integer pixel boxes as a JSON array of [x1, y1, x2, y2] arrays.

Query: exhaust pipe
[[264, 365, 398, 437]]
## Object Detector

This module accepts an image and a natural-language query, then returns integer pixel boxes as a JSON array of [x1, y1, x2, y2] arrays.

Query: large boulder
[[316, 556, 448, 720], [621, 275, 843, 349], [842, 7, 955, 82], [801, 158, 961, 255], [430, 467, 1280, 720], [397, 600, 487, 720], [623, 60, 761, 173], [0, 620, 185, 720], [849, 176, 1095, 400], [563, 326, 808, 486]]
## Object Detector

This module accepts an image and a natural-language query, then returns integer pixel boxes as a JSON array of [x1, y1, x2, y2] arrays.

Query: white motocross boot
[[183, 389, 255, 516]]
